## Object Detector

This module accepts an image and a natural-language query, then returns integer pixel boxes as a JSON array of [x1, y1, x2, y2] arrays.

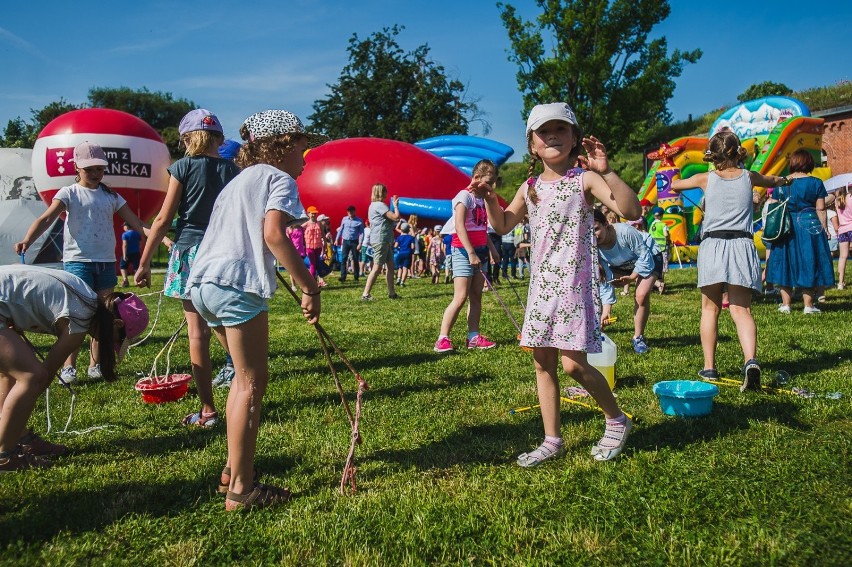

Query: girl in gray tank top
[[671, 130, 790, 392]]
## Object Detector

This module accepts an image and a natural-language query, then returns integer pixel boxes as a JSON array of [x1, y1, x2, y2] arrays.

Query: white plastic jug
[[588, 333, 617, 389]]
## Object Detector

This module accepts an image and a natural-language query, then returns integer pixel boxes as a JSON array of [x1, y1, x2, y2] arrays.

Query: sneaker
[[838, 282, 845, 290], [121, 279, 129, 288], [803, 306, 822, 314], [777, 305, 791, 314], [59, 366, 77, 384], [360, 294, 374, 301], [213, 364, 235, 388], [591, 417, 632, 461], [388, 293, 402, 300], [697, 368, 719, 381], [18, 430, 69, 457], [632, 335, 649, 354], [87, 365, 102, 379], [741, 359, 761, 392], [466, 334, 496, 350], [433, 337, 454, 353], [0, 450, 53, 473]]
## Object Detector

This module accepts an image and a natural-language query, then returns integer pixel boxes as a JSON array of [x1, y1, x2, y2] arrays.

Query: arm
[[44, 319, 87, 377], [816, 197, 827, 233], [385, 196, 402, 222], [15, 199, 66, 254], [831, 210, 840, 234], [264, 209, 320, 324], [749, 171, 788, 191], [484, 183, 527, 235], [134, 176, 182, 287], [452, 201, 480, 267], [671, 172, 709, 192], [582, 136, 641, 220], [122, 236, 129, 261]]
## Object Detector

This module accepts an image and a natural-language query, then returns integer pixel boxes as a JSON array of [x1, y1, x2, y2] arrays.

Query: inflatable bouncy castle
[[639, 96, 829, 261]]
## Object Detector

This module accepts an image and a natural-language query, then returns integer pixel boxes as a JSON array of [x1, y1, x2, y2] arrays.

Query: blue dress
[[765, 176, 835, 289]]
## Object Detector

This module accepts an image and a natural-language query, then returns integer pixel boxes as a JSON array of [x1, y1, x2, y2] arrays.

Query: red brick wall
[[820, 109, 852, 174]]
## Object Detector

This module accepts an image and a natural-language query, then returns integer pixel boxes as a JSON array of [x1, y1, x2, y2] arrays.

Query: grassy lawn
[[2, 268, 850, 565]]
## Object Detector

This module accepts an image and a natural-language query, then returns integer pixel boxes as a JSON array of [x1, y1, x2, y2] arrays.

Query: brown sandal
[[217, 466, 260, 495], [225, 483, 291, 511]]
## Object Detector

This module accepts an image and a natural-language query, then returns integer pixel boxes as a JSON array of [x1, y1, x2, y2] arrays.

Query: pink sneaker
[[466, 334, 496, 350], [433, 337, 454, 353]]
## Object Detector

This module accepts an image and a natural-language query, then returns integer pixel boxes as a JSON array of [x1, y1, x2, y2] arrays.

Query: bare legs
[[532, 347, 624, 439], [182, 300, 216, 416], [0, 330, 51, 453], [700, 283, 756, 371]]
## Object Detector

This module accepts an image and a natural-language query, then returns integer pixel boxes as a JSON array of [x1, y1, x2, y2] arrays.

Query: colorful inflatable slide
[[638, 96, 829, 261]]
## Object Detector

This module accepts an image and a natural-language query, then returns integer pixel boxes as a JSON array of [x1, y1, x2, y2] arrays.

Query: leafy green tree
[[309, 25, 486, 142], [1, 98, 81, 148], [498, 0, 701, 152], [737, 81, 792, 103]]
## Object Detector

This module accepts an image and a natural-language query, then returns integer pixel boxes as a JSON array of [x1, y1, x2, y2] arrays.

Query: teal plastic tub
[[652, 380, 719, 417]]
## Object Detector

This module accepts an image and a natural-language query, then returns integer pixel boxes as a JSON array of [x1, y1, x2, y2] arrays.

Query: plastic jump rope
[[276, 271, 368, 494], [699, 376, 842, 399]]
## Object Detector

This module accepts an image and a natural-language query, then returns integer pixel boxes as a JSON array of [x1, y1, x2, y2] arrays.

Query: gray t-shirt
[[368, 201, 392, 246], [54, 183, 126, 262], [187, 164, 307, 298], [167, 155, 241, 248], [0, 265, 97, 335]]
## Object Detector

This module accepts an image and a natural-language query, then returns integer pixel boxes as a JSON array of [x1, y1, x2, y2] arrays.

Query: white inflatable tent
[[0, 148, 62, 265]]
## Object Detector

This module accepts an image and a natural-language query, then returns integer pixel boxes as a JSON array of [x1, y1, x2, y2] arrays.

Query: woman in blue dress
[[766, 149, 835, 313]]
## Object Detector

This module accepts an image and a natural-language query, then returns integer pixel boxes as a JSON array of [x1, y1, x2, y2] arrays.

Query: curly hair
[[703, 130, 747, 171], [236, 129, 305, 169]]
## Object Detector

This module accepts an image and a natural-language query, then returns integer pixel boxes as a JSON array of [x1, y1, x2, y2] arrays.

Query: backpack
[[763, 189, 791, 242]]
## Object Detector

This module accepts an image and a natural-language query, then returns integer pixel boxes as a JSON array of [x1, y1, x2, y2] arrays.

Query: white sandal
[[591, 417, 632, 461], [517, 439, 565, 467]]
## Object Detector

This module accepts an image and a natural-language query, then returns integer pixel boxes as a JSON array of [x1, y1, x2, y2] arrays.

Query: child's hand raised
[[581, 136, 612, 175], [467, 180, 491, 198]]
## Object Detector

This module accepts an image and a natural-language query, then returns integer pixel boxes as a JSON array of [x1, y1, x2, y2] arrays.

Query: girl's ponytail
[[526, 155, 540, 205], [837, 185, 848, 211]]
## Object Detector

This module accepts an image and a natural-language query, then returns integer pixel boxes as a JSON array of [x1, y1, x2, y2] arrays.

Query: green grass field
[[2, 268, 850, 565]]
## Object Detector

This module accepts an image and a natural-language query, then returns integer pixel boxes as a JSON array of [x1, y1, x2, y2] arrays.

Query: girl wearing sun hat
[[186, 109, 327, 511], [0, 264, 148, 471]]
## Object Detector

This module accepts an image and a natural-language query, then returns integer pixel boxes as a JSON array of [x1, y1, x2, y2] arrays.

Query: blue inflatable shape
[[393, 197, 453, 222], [414, 134, 514, 173]]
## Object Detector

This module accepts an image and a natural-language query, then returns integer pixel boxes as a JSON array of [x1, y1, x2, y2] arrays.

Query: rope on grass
[[147, 319, 187, 383], [481, 270, 522, 334], [276, 272, 369, 494], [129, 291, 164, 350]]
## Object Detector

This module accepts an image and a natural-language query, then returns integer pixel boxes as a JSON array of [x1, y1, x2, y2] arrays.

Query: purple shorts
[[838, 231, 852, 243]]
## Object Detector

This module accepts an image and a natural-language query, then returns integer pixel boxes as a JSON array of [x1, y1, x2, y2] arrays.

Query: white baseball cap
[[74, 141, 109, 168], [526, 103, 578, 136]]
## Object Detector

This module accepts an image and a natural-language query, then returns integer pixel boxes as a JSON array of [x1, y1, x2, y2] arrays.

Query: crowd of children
[[9, 98, 846, 514]]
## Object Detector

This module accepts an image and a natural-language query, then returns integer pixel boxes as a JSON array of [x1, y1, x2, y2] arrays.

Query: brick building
[[814, 104, 852, 175]]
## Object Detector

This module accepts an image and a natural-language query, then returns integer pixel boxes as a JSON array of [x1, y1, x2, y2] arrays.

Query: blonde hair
[[371, 183, 387, 202], [704, 131, 747, 170], [836, 185, 848, 212], [182, 130, 224, 157], [525, 123, 584, 204], [236, 131, 304, 169]]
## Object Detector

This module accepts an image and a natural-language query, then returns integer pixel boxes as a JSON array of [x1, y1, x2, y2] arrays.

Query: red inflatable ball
[[31, 108, 170, 263], [299, 138, 472, 229]]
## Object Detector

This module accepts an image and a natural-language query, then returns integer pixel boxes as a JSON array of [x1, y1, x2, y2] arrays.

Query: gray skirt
[[697, 237, 761, 291]]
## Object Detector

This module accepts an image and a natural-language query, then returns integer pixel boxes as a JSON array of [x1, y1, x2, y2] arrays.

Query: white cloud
[[0, 26, 51, 62]]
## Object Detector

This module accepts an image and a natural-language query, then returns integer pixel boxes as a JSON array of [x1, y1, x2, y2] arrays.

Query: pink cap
[[74, 141, 109, 168], [116, 294, 149, 340]]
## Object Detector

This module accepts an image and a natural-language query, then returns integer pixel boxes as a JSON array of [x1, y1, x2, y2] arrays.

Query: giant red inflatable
[[299, 138, 473, 229], [31, 108, 170, 263]]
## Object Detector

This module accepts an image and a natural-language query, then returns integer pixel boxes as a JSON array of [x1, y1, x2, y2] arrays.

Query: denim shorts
[[451, 246, 489, 278], [189, 282, 268, 328], [64, 261, 118, 292]]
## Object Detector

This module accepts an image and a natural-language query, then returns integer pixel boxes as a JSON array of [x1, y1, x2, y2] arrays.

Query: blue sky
[[1, 1, 849, 162]]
